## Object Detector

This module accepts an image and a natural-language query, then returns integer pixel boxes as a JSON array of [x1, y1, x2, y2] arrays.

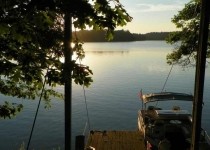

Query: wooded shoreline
[[74, 30, 170, 42]]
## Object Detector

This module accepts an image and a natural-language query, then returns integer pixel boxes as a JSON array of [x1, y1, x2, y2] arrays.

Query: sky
[[117, 0, 190, 34]]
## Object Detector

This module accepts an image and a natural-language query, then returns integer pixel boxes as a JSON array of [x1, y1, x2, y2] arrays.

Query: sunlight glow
[[118, 0, 189, 33]]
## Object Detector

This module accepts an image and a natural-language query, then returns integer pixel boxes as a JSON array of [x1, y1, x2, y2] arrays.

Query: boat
[[137, 92, 210, 150]]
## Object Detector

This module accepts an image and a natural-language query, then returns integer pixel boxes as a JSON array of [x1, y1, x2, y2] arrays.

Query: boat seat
[[154, 120, 164, 126], [199, 142, 210, 150], [181, 126, 190, 138], [148, 106, 155, 110], [172, 106, 180, 110], [147, 106, 162, 110], [158, 138, 171, 150], [152, 120, 165, 138]]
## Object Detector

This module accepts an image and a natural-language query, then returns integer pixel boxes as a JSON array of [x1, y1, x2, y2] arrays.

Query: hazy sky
[[118, 0, 190, 33]]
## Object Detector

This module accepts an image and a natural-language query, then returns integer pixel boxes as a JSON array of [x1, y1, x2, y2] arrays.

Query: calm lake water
[[0, 41, 210, 149]]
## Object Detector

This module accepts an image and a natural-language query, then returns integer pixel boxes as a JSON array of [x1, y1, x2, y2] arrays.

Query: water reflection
[[0, 41, 209, 150]]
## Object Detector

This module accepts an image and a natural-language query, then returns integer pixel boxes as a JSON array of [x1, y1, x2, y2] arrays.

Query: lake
[[0, 41, 209, 150]]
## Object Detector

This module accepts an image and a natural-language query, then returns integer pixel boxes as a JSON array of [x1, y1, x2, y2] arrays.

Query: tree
[[166, 0, 209, 66], [74, 30, 135, 42], [0, 0, 132, 118]]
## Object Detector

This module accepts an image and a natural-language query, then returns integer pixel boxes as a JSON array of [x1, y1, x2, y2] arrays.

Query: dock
[[85, 130, 146, 150]]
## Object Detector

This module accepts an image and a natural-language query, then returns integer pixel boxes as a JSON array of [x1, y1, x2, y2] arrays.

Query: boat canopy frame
[[141, 92, 193, 104]]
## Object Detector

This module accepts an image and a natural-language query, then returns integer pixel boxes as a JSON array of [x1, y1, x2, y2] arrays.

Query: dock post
[[75, 135, 85, 150], [191, 0, 210, 150]]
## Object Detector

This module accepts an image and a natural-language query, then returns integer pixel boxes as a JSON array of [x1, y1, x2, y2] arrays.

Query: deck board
[[86, 130, 146, 150]]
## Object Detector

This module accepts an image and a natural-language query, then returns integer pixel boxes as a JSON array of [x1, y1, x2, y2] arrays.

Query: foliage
[[166, 0, 209, 66], [75, 30, 170, 42], [69, 0, 132, 40], [0, 0, 131, 118], [0, 101, 23, 119], [75, 30, 135, 42], [144, 32, 170, 41]]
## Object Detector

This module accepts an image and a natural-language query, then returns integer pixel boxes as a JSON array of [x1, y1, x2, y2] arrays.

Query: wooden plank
[[86, 130, 146, 150]]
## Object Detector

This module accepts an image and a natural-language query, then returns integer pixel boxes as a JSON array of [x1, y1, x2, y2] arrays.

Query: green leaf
[[0, 0, 131, 117], [0, 24, 10, 35]]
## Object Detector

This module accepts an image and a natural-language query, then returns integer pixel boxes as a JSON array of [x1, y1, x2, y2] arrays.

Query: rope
[[77, 58, 91, 135], [74, 28, 91, 135], [26, 70, 48, 150], [161, 64, 174, 92], [83, 122, 88, 135], [155, 64, 174, 107], [82, 70, 91, 133]]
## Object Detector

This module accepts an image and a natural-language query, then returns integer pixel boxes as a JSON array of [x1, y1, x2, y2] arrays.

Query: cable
[[155, 64, 174, 107], [83, 122, 88, 135], [82, 84, 91, 132], [73, 27, 91, 135], [161, 64, 174, 92], [26, 70, 48, 150], [78, 58, 91, 134], [74, 27, 91, 134]]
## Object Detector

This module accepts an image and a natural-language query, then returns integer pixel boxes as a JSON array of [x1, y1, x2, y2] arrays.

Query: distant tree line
[[74, 30, 170, 42], [133, 32, 170, 41]]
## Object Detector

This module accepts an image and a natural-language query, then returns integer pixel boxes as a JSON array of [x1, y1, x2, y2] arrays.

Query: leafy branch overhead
[[166, 0, 209, 67], [0, 102, 23, 119], [0, 0, 131, 118]]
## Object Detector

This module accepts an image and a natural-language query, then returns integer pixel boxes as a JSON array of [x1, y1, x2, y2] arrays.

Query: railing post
[[75, 135, 85, 150], [191, 0, 210, 150]]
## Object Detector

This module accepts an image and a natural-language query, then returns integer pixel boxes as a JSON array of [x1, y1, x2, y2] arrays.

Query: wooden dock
[[85, 130, 146, 150]]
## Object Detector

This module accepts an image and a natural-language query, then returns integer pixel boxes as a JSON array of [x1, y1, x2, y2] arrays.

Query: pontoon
[[138, 92, 210, 150]]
